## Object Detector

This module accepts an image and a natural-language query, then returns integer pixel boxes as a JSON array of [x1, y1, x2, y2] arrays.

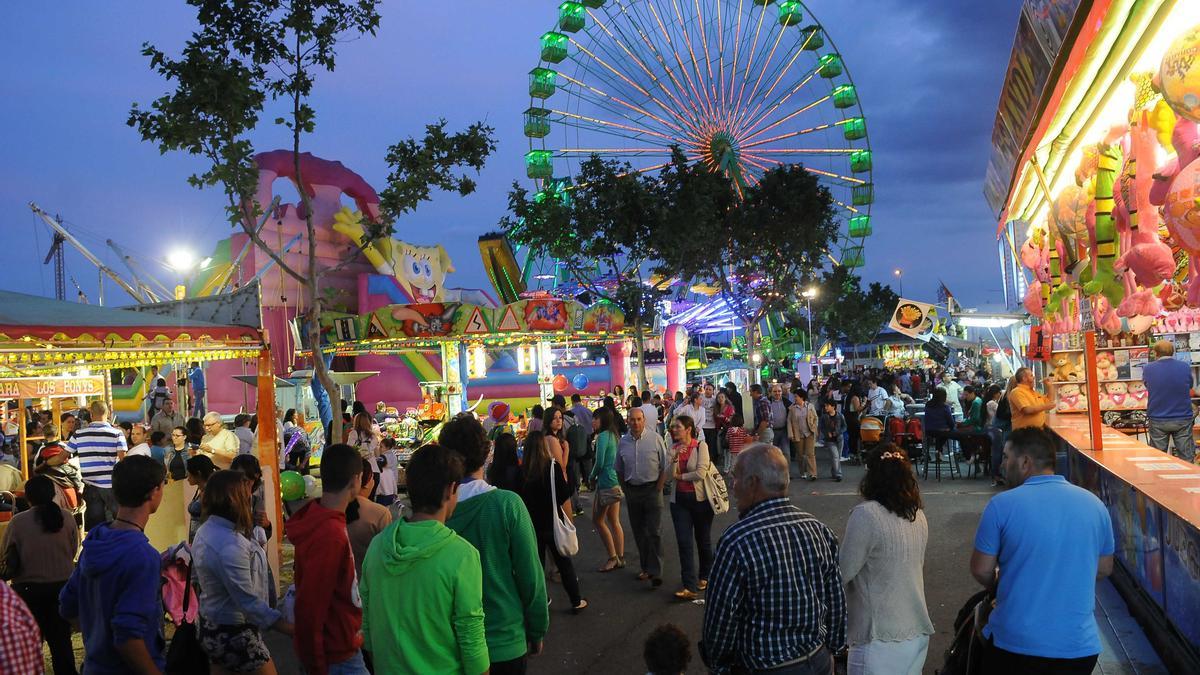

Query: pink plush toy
[[1116, 112, 1175, 290]]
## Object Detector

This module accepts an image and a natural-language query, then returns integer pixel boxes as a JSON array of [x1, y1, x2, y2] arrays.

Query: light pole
[[802, 288, 817, 374], [894, 268, 904, 297]]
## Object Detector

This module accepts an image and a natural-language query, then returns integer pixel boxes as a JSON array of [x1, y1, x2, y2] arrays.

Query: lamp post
[[802, 288, 817, 374], [894, 268, 904, 297]]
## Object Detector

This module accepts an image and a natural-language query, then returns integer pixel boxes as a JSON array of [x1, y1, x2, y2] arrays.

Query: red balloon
[[552, 374, 569, 392]]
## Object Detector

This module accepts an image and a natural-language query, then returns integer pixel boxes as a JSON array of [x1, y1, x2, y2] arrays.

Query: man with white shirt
[[639, 390, 659, 429], [864, 377, 888, 417], [700, 383, 719, 466]]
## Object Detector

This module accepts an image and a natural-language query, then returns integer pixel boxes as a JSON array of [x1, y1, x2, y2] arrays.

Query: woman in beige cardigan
[[839, 444, 934, 675], [666, 414, 713, 601], [787, 389, 819, 480]]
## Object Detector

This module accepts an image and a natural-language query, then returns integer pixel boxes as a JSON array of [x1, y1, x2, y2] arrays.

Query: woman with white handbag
[[666, 415, 715, 601], [520, 430, 589, 613]]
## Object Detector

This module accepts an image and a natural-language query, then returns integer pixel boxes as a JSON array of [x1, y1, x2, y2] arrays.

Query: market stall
[[0, 288, 284, 572], [986, 1, 1200, 668]]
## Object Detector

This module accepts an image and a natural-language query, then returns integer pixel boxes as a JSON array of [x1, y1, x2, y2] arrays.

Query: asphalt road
[[528, 454, 997, 675]]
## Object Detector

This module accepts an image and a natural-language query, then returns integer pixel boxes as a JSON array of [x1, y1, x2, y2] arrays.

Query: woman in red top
[[667, 415, 714, 601]]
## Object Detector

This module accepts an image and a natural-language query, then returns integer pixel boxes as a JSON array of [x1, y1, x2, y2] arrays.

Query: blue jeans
[[327, 650, 369, 675], [670, 491, 714, 592], [191, 392, 206, 418], [1149, 418, 1195, 462]]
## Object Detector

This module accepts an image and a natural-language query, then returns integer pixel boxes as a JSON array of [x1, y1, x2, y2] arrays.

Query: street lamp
[[167, 249, 201, 299], [802, 288, 817, 374], [893, 268, 904, 297]]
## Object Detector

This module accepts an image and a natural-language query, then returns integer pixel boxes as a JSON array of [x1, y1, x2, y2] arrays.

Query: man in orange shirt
[[1008, 367, 1056, 430]]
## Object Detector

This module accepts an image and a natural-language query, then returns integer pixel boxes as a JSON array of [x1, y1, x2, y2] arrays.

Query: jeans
[[670, 491, 714, 592], [750, 646, 834, 675], [15, 580, 77, 675], [847, 636, 928, 675], [825, 438, 843, 478], [990, 422, 1010, 477], [534, 529, 582, 606], [490, 655, 528, 675], [981, 639, 1097, 675], [1148, 417, 1195, 462], [83, 484, 117, 531], [772, 427, 788, 454], [703, 428, 720, 468], [191, 392, 206, 418], [624, 482, 664, 577], [791, 436, 816, 476], [327, 650, 369, 675]]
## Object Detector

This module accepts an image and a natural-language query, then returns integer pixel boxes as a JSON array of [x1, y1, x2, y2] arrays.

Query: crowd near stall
[[7, 0, 1200, 674]]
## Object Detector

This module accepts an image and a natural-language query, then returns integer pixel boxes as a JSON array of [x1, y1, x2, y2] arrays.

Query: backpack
[[937, 590, 992, 675], [567, 423, 592, 461], [152, 390, 169, 412], [995, 395, 1011, 423]]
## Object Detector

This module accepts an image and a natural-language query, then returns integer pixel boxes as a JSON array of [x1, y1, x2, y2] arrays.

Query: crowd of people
[[0, 364, 1120, 675]]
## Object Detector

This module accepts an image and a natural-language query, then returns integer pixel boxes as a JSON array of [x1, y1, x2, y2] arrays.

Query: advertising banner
[[888, 299, 936, 339]]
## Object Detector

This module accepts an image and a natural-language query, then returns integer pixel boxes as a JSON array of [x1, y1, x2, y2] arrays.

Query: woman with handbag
[[589, 407, 625, 573], [1, 475, 80, 675], [521, 430, 588, 613], [666, 415, 714, 602], [193, 471, 293, 674], [542, 407, 570, 478]]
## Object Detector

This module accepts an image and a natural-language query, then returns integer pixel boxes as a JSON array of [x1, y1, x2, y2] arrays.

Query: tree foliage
[[128, 0, 495, 441], [657, 157, 838, 356], [501, 155, 671, 387], [816, 266, 899, 347]]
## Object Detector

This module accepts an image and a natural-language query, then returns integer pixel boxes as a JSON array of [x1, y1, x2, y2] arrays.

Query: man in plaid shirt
[[701, 443, 847, 674]]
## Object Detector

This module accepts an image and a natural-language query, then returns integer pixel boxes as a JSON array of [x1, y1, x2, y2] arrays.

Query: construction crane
[[42, 219, 66, 301], [29, 202, 144, 304]]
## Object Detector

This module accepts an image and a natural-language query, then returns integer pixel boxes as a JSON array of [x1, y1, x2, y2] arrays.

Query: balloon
[[489, 401, 510, 422], [303, 474, 320, 499], [1159, 25, 1200, 123], [280, 470, 305, 501], [571, 373, 589, 391], [552, 374, 569, 392]]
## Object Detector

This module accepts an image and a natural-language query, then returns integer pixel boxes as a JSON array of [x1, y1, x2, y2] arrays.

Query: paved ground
[[527, 454, 997, 674]]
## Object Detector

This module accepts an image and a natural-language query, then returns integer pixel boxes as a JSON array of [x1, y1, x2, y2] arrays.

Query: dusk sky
[[0, 1, 1021, 309]]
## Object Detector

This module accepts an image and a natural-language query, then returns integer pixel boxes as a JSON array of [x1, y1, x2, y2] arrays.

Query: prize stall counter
[[1046, 412, 1200, 661]]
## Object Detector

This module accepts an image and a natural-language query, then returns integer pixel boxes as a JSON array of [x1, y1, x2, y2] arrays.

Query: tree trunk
[[307, 304, 343, 445], [745, 319, 761, 384], [633, 317, 649, 390]]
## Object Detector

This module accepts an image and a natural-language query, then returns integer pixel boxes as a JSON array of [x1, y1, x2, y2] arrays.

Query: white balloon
[[303, 474, 321, 498]]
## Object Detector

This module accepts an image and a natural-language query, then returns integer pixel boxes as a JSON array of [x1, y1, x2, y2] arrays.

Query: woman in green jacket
[[589, 407, 625, 572]]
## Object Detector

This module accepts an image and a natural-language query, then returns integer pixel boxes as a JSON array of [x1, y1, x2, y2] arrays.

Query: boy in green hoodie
[[442, 417, 548, 674], [360, 442, 488, 674]]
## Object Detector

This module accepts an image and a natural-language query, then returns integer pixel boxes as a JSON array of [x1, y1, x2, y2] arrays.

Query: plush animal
[[1050, 354, 1079, 381], [1115, 112, 1175, 291], [1082, 141, 1128, 308], [1057, 383, 1087, 412], [1128, 381, 1149, 407], [1104, 382, 1130, 410], [1095, 352, 1119, 381]]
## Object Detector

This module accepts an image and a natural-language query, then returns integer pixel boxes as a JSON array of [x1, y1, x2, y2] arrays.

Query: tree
[[500, 155, 667, 388], [128, 0, 495, 442], [816, 266, 898, 357], [659, 160, 838, 375]]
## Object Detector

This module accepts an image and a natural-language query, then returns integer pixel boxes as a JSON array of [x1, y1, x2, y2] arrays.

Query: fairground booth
[[987, 1, 1200, 667], [0, 286, 286, 573]]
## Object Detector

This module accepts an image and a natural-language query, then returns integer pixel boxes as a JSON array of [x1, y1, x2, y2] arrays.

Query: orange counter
[[1048, 412, 1200, 653]]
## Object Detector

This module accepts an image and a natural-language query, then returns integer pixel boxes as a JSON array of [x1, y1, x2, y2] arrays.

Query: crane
[[29, 202, 144, 305], [42, 217, 66, 301]]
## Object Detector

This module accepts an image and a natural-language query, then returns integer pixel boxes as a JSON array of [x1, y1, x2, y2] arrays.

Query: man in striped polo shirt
[[67, 400, 127, 530]]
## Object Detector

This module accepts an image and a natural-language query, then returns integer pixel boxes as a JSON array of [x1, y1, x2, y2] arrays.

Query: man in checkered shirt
[[700, 443, 847, 674]]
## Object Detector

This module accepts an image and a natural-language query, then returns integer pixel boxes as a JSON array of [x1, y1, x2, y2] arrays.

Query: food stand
[[986, 1, 1200, 668], [0, 288, 287, 577]]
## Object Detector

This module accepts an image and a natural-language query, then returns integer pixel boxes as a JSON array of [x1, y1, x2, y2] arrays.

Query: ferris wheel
[[518, 0, 874, 287]]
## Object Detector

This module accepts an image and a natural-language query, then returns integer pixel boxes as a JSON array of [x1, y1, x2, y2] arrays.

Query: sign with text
[[0, 376, 105, 399]]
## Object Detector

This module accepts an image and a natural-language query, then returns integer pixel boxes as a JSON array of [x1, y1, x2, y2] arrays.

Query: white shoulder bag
[[549, 459, 579, 556]]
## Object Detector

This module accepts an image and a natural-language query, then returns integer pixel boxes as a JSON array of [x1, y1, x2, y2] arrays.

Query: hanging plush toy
[[1082, 137, 1128, 308]]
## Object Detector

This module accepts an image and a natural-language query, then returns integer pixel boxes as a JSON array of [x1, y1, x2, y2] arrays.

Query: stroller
[[855, 416, 885, 463], [890, 417, 926, 461]]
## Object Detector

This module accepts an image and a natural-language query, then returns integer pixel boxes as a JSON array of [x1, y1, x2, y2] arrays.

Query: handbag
[[548, 460, 579, 556], [702, 461, 730, 515], [165, 555, 209, 675]]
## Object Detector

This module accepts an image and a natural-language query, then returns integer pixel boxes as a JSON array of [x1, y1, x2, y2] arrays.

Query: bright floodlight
[[802, 288, 817, 298], [167, 249, 196, 272], [893, 268, 902, 276]]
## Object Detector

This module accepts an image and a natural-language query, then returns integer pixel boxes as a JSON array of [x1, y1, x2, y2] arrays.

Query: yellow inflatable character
[[332, 206, 455, 303]]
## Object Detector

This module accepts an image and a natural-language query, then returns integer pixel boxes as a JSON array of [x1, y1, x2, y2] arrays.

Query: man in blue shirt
[[188, 362, 207, 418], [970, 428, 1114, 674], [1142, 340, 1195, 462]]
